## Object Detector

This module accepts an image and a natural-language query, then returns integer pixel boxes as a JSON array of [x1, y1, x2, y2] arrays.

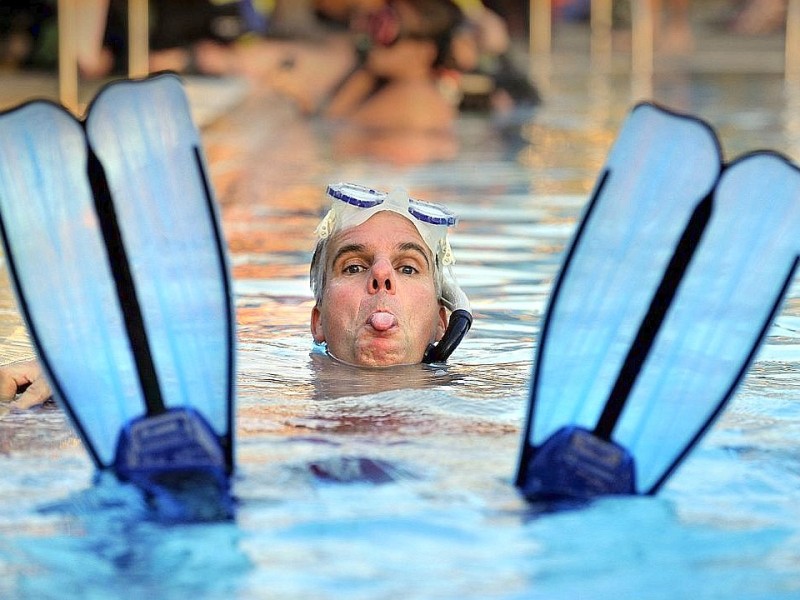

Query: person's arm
[[0, 360, 52, 409], [321, 66, 378, 119]]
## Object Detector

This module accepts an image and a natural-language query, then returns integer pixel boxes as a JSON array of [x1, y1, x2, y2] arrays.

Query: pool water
[[2, 38, 800, 599]]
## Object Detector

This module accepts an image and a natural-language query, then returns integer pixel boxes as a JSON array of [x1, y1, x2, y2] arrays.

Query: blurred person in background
[[449, 0, 540, 113], [653, 0, 693, 53], [317, 0, 463, 130], [727, 0, 786, 35]]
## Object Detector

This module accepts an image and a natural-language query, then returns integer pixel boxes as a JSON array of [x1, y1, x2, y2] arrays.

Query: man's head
[[310, 183, 465, 366], [361, 0, 463, 72]]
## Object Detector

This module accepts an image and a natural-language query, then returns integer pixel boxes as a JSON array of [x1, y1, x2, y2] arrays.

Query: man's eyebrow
[[331, 243, 366, 267], [399, 241, 431, 269], [330, 241, 432, 269]]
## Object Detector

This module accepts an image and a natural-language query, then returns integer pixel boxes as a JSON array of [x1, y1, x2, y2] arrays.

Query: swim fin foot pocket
[[114, 408, 233, 521], [518, 427, 635, 501]]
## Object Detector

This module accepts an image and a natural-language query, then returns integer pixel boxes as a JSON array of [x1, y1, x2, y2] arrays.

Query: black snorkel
[[423, 308, 472, 364], [423, 267, 472, 364]]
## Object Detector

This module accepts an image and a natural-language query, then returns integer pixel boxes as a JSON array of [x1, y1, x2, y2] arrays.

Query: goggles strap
[[315, 209, 336, 239], [439, 238, 455, 266]]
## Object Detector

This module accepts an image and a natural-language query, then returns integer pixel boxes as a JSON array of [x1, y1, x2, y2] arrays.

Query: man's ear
[[436, 305, 447, 341], [311, 305, 326, 343]]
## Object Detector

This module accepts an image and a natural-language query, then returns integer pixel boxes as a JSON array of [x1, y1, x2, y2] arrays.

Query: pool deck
[[0, 17, 788, 127], [0, 70, 252, 127], [549, 18, 787, 74]]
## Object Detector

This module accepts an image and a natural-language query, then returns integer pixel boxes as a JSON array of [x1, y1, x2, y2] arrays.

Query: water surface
[[2, 40, 800, 599]]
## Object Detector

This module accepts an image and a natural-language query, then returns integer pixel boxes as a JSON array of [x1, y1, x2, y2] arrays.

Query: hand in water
[[0, 360, 52, 409]]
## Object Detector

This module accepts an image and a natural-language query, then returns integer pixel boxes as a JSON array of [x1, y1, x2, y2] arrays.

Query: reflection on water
[[2, 51, 800, 598], [329, 124, 459, 166]]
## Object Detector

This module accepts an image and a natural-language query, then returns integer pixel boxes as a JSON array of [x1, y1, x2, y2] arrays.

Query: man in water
[[310, 183, 469, 366], [0, 183, 470, 408]]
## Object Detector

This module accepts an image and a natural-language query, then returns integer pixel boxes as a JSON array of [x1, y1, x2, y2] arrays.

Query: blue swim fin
[[515, 103, 800, 501], [0, 74, 235, 517]]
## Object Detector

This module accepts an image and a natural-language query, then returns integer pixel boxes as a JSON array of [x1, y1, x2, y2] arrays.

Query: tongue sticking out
[[369, 312, 397, 331]]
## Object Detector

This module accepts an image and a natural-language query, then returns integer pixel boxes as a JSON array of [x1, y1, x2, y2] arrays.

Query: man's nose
[[369, 258, 395, 294]]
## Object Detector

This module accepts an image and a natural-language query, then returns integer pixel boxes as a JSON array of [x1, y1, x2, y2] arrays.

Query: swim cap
[[315, 183, 457, 267]]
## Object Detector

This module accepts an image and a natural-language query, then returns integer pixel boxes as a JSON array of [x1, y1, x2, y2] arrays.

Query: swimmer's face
[[311, 211, 446, 366]]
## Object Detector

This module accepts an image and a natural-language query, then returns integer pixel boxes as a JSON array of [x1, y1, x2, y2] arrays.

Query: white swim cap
[[315, 182, 457, 267]]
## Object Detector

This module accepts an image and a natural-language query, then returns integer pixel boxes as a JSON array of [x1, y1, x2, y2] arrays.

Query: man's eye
[[344, 264, 365, 274], [399, 265, 418, 275]]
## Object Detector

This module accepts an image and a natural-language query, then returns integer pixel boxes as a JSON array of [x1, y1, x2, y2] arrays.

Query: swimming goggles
[[316, 182, 458, 266]]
